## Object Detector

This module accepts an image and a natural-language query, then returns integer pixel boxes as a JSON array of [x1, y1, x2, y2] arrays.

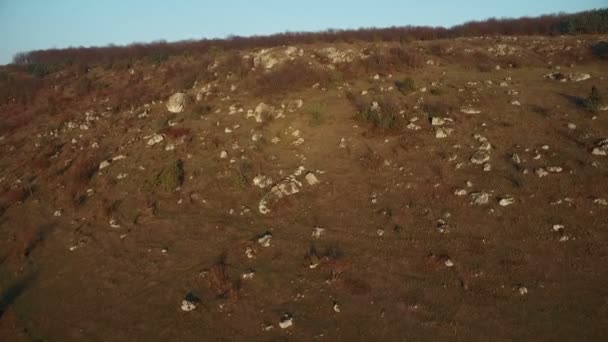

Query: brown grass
[[252, 60, 333, 97]]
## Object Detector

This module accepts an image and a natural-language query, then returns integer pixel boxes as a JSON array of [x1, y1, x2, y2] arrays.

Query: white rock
[[339, 138, 347, 148], [53, 210, 62, 217], [431, 117, 446, 126], [444, 259, 454, 267], [498, 196, 514, 206], [109, 218, 120, 228], [591, 139, 608, 156], [147, 134, 164, 146], [219, 151, 228, 159], [471, 192, 490, 205], [99, 160, 111, 170], [242, 271, 256, 280], [253, 175, 273, 188], [593, 198, 608, 206], [435, 127, 454, 139], [279, 314, 294, 329], [166, 92, 189, 113], [535, 168, 549, 177], [333, 302, 341, 313], [181, 299, 198, 312], [518, 287, 528, 295], [461, 107, 481, 115], [470, 151, 490, 165], [257, 232, 272, 247], [305, 172, 319, 185], [567, 123, 577, 130], [454, 189, 468, 196], [312, 227, 325, 238]]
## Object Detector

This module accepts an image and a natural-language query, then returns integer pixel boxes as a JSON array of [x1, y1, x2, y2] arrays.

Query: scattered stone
[[535, 168, 549, 177], [253, 175, 273, 188], [257, 232, 272, 247], [498, 196, 515, 206], [470, 151, 490, 165], [591, 139, 608, 156], [242, 271, 256, 280], [339, 138, 347, 149], [181, 293, 200, 312], [279, 314, 294, 329], [547, 166, 563, 173], [245, 246, 256, 259], [431, 117, 446, 126], [471, 192, 490, 205], [461, 107, 481, 114], [567, 123, 577, 130], [219, 150, 228, 159], [454, 189, 468, 196], [444, 259, 455, 267], [166, 92, 189, 113], [593, 198, 608, 206], [518, 287, 528, 296], [147, 134, 164, 146], [312, 227, 325, 238], [109, 218, 120, 228], [53, 210, 62, 217], [333, 302, 341, 313], [305, 172, 319, 185], [435, 127, 454, 139], [544, 72, 590, 82], [99, 160, 111, 170]]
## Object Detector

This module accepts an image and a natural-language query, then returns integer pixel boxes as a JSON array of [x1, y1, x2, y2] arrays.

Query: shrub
[[147, 160, 185, 191], [348, 93, 402, 130], [584, 86, 604, 112], [429, 88, 444, 96], [592, 41, 608, 60], [27, 63, 51, 78], [388, 47, 424, 68], [306, 103, 325, 126], [253, 61, 332, 97], [394, 77, 416, 94]]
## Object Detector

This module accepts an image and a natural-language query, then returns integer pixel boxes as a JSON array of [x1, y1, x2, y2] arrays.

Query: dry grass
[[252, 60, 332, 97]]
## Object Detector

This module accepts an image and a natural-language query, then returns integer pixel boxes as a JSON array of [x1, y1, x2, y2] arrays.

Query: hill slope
[[1, 34, 608, 340]]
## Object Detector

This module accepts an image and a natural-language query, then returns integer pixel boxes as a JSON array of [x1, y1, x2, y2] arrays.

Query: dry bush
[[161, 127, 192, 139], [252, 61, 332, 97], [388, 46, 424, 68], [346, 92, 403, 130], [68, 155, 101, 204], [146, 159, 185, 192], [0, 187, 31, 215], [0, 74, 43, 106], [206, 260, 239, 300]]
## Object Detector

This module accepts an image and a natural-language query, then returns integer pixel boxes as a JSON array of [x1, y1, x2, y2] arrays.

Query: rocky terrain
[[1, 34, 608, 340]]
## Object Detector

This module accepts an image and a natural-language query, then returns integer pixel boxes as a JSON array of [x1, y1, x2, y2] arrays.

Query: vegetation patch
[[147, 160, 185, 191]]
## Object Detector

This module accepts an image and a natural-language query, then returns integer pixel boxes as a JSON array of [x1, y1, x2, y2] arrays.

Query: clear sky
[[0, 0, 605, 65]]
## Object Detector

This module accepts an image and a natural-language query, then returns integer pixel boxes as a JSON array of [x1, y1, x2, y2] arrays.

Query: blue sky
[[0, 0, 605, 65]]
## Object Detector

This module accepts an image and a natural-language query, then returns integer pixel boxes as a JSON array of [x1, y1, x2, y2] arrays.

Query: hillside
[[1, 32, 608, 340]]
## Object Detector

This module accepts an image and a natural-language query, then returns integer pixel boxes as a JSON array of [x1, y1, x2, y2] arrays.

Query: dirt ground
[[1, 35, 608, 341]]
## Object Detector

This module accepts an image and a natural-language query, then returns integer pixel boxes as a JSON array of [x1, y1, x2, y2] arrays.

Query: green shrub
[[147, 160, 184, 191], [394, 77, 416, 94], [584, 86, 604, 112]]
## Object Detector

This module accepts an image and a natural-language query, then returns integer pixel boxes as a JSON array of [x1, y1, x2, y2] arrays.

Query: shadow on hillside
[[0, 272, 37, 319], [558, 92, 585, 108]]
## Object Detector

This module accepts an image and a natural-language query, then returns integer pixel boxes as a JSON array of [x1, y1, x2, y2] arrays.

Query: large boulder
[[166, 92, 189, 113]]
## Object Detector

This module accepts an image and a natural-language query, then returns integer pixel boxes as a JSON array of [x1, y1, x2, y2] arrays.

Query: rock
[[258, 166, 306, 214], [567, 123, 577, 130], [279, 314, 294, 329], [253, 174, 273, 188], [166, 92, 189, 113], [535, 168, 549, 177], [257, 232, 272, 247], [339, 138, 347, 148], [444, 259, 454, 267], [511, 100, 521, 106], [317, 47, 356, 64], [312, 227, 325, 238], [471, 192, 490, 205], [591, 139, 608, 156], [242, 271, 256, 280], [219, 151, 228, 159], [593, 198, 608, 206], [252, 46, 303, 70], [435, 127, 454, 139], [461, 107, 481, 114], [518, 287, 528, 296], [333, 302, 341, 313], [512, 153, 521, 164], [99, 160, 111, 170], [544, 72, 591, 82], [109, 218, 120, 228], [431, 117, 446, 126], [454, 189, 468, 196], [498, 196, 515, 206], [547, 166, 563, 173], [470, 151, 490, 165], [245, 246, 255, 259], [53, 210, 62, 217], [147, 134, 164, 146], [181, 293, 200, 312], [305, 172, 319, 185]]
